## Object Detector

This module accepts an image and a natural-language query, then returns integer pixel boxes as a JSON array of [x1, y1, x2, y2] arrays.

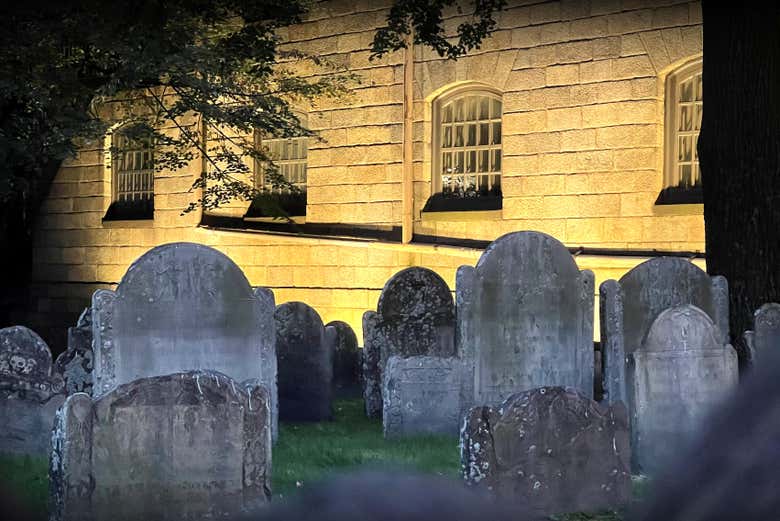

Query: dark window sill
[[421, 192, 502, 213], [102, 199, 154, 221], [654, 185, 703, 205], [244, 191, 307, 219]]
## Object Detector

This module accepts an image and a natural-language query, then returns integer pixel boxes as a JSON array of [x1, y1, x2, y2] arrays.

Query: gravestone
[[362, 311, 382, 418], [383, 356, 463, 438], [276, 302, 333, 421], [90, 242, 277, 438], [457, 231, 595, 406], [50, 370, 271, 521], [0, 325, 65, 455], [600, 257, 728, 406], [326, 320, 361, 398], [54, 307, 94, 395], [461, 387, 631, 517], [362, 267, 456, 419], [631, 305, 738, 474], [744, 303, 780, 362]]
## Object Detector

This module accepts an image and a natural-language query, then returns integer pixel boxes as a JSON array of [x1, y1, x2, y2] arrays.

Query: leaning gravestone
[[600, 256, 728, 406], [744, 303, 780, 362], [461, 387, 631, 517], [0, 325, 65, 455], [54, 307, 94, 395], [326, 320, 361, 398], [362, 312, 382, 418], [383, 356, 463, 438], [90, 242, 278, 439], [276, 302, 333, 421], [50, 370, 271, 521], [631, 305, 738, 475], [457, 231, 595, 406]]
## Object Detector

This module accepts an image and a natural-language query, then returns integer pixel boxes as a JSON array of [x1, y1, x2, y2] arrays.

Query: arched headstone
[[632, 305, 738, 474], [0, 325, 65, 455], [363, 267, 456, 420], [457, 231, 595, 406], [600, 257, 728, 406], [326, 320, 360, 398], [50, 371, 271, 521], [90, 242, 277, 438], [276, 302, 333, 421]]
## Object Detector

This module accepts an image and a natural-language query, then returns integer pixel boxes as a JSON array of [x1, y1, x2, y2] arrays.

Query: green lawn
[[0, 398, 631, 520]]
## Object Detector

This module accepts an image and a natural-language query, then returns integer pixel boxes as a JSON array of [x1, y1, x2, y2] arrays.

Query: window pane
[[679, 164, 692, 186], [491, 150, 501, 172], [479, 123, 489, 145], [679, 135, 692, 162], [479, 150, 489, 172], [491, 174, 501, 192], [467, 124, 476, 146], [454, 99, 465, 121], [443, 104, 453, 123], [695, 74, 703, 101], [479, 98, 490, 120], [492, 122, 501, 145], [443, 126, 452, 148], [466, 97, 477, 120], [695, 104, 703, 131], [455, 125, 464, 147], [455, 151, 464, 173], [467, 151, 477, 173], [443, 152, 452, 173], [491, 99, 501, 119], [680, 78, 694, 102], [478, 174, 489, 193], [679, 105, 693, 131]]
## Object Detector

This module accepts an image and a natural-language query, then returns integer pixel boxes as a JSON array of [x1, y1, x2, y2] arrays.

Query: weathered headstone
[[0, 325, 65, 455], [373, 267, 456, 367], [461, 387, 631, 517], [276, 302, 333, 421], [600, 257, 728, 406], [326, 320, 360, 398], [90, 242, 277, 438], [383, 356, 463, 438], [632, 305, 738, 474], [744, 303, 780, 363], [362, 311, 382, 418], [54, 307, 94, 395], [457, 231, 595, 406], [362, 267, 456, 419], [50, 370, 271, 521]]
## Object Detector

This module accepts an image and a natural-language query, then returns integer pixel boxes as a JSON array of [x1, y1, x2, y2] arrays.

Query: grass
[[0, 453, 49, 518], [272, 398, 461, 497], [0, 398, 635, 520]]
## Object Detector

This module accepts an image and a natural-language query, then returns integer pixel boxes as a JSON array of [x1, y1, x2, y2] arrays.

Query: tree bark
[[699, 6, 780, 366]]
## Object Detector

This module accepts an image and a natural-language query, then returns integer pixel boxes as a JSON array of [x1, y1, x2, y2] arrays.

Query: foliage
[[0, 0, 357, 220], [0, 453, 49, 519], [371, 0, 507, 60], [0, 0, 505, 225]]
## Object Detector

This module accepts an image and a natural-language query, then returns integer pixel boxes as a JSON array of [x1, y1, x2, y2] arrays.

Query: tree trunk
[[699, 6, 780, 366]]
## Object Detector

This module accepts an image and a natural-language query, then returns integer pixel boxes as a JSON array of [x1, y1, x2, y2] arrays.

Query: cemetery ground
[[0, 396, 629, 521]]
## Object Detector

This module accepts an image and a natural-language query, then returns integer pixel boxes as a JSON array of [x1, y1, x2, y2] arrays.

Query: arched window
[[105, 124, 154, 220], [660, 57, 702, 204], [434, 89, 502, 199]]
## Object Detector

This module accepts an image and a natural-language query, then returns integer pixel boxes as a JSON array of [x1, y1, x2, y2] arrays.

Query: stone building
[[26, 0, 705, 349]]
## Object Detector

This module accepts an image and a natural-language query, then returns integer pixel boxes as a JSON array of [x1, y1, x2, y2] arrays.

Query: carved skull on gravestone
[[10, 355, 36, 375]]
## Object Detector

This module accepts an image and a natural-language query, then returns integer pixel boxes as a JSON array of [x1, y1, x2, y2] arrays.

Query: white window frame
[[432, 86, 503, 196], [664, 57, 703, 192]]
